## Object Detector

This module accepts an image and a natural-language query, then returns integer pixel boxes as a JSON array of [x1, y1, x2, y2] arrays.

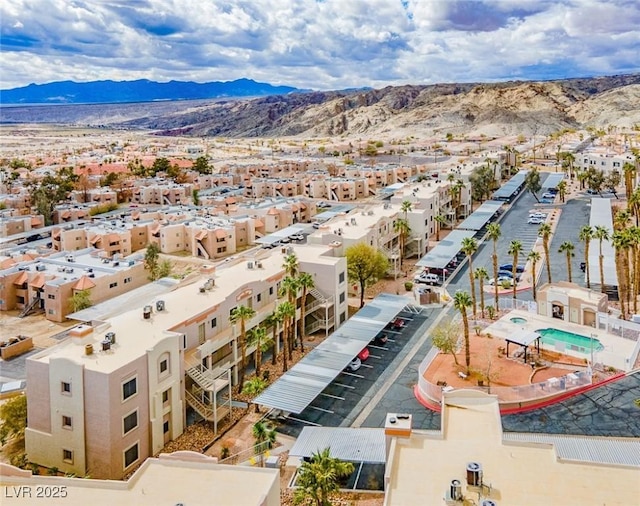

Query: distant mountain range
[[0, 78, 303, 105]]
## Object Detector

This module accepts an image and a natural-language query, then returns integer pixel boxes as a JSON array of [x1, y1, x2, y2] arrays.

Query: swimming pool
[[510, 317, 528, 324], [536, 328, 604, 354]]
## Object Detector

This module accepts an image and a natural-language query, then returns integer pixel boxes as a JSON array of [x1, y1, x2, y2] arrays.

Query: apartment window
[[124, 443, 139, 469], [123, 410, 138, 434], [269, 287, 274, 296], [122, 377, 137, 400], [211, 318, 217, 329], [162, 389, 170, 405], [163, 420, 170, 434], [62, 415, 72, 429], [256, 293, 262, 303], [339, 271, 345, 284], [340, 311, 346, 324], [339, 292, 346, 304], [61, 382, 71, 395], [109, 282, 118, 289], [124, 277, 132, 284], [62, 449, 73, 464], [160, 359, 168, 373], [48, 294, 56, 300]]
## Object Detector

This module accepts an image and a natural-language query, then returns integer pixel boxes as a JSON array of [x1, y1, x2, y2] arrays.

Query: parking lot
[[277, 308, 431, 437]]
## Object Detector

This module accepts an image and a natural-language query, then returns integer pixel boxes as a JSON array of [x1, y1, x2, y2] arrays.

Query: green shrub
[[404, 281, 414, 291], [89, 203, 119, 216]]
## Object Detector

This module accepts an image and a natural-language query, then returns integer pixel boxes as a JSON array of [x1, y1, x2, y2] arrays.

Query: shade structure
[[290, 427, 386, 463], [457, 200, 503, 231], [254, 294, 410, 414], [542, 172, 565, 190], [493, 171, 529, 201], [415, 229, 476, 269]]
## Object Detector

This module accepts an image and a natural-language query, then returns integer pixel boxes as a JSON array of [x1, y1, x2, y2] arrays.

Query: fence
[[218, 440, 273, 466], [498, 298, 537, 313], [596, 312, 640, 342]]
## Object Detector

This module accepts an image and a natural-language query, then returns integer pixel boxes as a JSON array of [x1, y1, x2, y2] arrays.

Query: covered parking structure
[[254, 294, 415, 414], [457, 200, 503, 231], [493, 170, 529, 202], [415, 229, 476, 270], [542, 173, 565, 192]]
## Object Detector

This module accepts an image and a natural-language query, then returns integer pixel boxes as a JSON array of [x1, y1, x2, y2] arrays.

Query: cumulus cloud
[[0, 0, 638, 90]]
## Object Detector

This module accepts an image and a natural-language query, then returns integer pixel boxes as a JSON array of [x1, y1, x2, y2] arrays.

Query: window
[[48, 294, 56, 300], [339, 292, 346, 304], [339, 271, 345, 283], [160, 358, 168, 374], [63, 449, 73, 464], [256, 293, 262, 303], [61, 382, 71, 395], [122, 377, 137, 400], [340, 311, 346, 323], [123, 411, 138, 434], [124, 443, 139, 469], [62, 415, 72, 429], [163, 420, 169, 434], [124, 277, 132, 284], [162, 389, 169, 404], [109, 282, 118, 289], [269, 287, 274, 296], [211, 318, 217, 329]]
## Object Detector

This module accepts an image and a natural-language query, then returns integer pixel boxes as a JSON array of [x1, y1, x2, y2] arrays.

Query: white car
[[488, 276, 515, 286], [529, 212, 547, 219], [345, 357, 362, 372], [528, 217, 544, 225], [414, 273, 441, 285], [289, 233, 304, 241]]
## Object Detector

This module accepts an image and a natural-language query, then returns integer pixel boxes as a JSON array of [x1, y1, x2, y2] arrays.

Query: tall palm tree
[[280, 276, 300, 358], [282, 252, 299, 278], [594, 225, 610, 293], [247, 325, 271, 379], [579, 225, 594, 288], [434, 214, 445, 241], [623, 162, 636, 201], [612, 230, 630, 318], [461, 237, 479, 317], [527, 250, 541, 301], [538, 223, 553, 284], [507, 240, 523, 299], [229, 305, 256, 392], [558, 241, 575, 282], [628, 187, 640, 226], [486, 223, 501, 309], [394, 218, 411, 266], [556, 179, 567, 203], [474, 267, 489, 318], [252, 421, 277, 466], [400, 199, 413, 219], [297, 271, 315, 351], [453, 291, 473, 375], [276, 301, 295, 372], [243, 377, 268, 413], [629, 227, 640, 314], [264, 311, 282, 365]]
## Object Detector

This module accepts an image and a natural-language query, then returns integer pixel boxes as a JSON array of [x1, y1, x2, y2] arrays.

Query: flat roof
[[415, 229, 476, 269], [588, 198, 618, 286], [254, 294, 410, 414], [456, 200, 503, 231], [493, 170, 528, 200], [290, 427, 386, 463], [505, 329, 540, 347], [542, 172, 565, 189]]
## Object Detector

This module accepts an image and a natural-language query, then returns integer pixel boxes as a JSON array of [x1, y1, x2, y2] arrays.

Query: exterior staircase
[[19, 296, 41, 318]]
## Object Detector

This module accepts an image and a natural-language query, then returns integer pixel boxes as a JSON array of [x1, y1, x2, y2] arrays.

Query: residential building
[[0, 213, 45, 239]]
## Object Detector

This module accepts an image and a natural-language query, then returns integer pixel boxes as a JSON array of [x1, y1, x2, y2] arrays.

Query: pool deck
[[484, 309, 636, 371]]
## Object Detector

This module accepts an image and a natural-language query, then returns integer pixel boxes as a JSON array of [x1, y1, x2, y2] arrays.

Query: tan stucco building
[[537, 282, 608, 327]]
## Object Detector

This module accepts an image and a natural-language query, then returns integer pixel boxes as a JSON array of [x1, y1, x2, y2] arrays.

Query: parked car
[[529, 212, 547, 219], [279, 237, 291, 243], [528, 217, 544, 224], [414, 273, 441, 285], [358, 348, 370, 361], [387, 318, 406, 330], [498, 270, 521, 281], [488, 276, 515, 286], [499, 263, 525, 273], [345, 357, 362, 372], [580, 262, 586, 272], [289, 233, 304, 241], [541, 192, 555, 199], [371, 333, 388, 345], [586, 188, 598, 195]]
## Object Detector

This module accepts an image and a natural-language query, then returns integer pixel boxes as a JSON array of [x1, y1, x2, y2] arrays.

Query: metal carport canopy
[[493, 170, 528, 200], [543, 173, 565, 190], [457, 200, 503, 231], [415, 229, 476, 269], [253, 293, 409, 414], [290, 427, 387, 463]]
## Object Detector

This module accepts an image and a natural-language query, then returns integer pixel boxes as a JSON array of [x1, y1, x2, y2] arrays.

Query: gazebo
[[505, 329, 541, 364]]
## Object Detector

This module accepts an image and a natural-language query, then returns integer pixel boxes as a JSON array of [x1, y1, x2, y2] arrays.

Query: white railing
[[596, 312, 640, 342], [498, 298, 537, 313]]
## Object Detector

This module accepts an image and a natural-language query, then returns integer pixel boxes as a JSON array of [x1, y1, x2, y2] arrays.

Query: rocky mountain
[[0, 78, 301, 105], [1, 75, 639, 138]]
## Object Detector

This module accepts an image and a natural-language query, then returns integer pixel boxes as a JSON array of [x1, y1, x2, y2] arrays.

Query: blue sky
[[1, 0, 639, 90]]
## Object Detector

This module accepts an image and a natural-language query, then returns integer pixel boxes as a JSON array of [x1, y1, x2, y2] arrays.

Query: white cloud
[[0, 0, 638, 90]]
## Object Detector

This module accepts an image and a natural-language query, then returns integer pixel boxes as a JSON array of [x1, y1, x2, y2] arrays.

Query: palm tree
[[594, 225, 610, 293], [474, 267, 488, 318], [297, 272, 315, 351], [394, 218, 411, 266], [282, 252, 299, 278], [628, 187, 640, 226], [578, 225, 594, 288], [434, 214, 445, 241], [264, 311, 282, 365], [486, 223, 501, 309], [507, 240, 523, 299], [280, 276, 300, 357], [527, 250, 541, 301], [252, 421, 277, 466], [558, 241, 575, 282], [623, 162, 636, 200], [229, 305, 256, 392], [461, 237, 479, 317], [247, 325, 271, 379], [294, 447, 355, 506], [400, 199, 413, 219], [453, 291, 473, 375], [243, 377, 268, 413], [612, 230, 630, 318], [538, 223, 553, 284], [276, 301, 295, 372], [556, 179, 567, 203]]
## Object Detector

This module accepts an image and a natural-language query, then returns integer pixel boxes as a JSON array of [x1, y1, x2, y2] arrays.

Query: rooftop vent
[[101, 339, 111, 352], [450, 479, 462, 501], [85, 344, 94, 355], [481, 501, 497, 506], [143, 305, 152, 319], [466, 462, 482, 487], [247, 261, 254, 269], [156, 300, 165, 312], [105, 332, 116, 344]]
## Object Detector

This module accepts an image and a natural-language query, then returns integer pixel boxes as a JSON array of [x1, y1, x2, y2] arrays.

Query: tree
[[469, 165, 495, 202], [192, 156, 210, 175], [612, 230, 631, 318], [151, 157, 171, 177], [434, 214, 445, 241], [157, 259, 173, 279], [346, 243, 389, 308], [623, 162, 636, 200], [527, 250, 541, 301], [144, 243, 161, 280], [486, 223, 501, 309], [243, 377, 268, 413], [192, 189, 200, 206], [400, 199, 413, 218], [474, 267, 488, 318], [431, 319, 460, 365], [605, 170, 621, 198], [28, 168, 77, 225], [69, 289, 92, 312], [265, 311, 282, 366], [297, 272, 315, 351], [558, 241, 575, 283], [394, 218, 411, 266], [252, 421, 277, 466], [283, 252, 300, 278], [508, 240, 523, 299], [276, 301, 295, 372], [525, 168, 542, 202], [461, 237, 479, 317], [556, 179, 567, 203], [453, 291, 473, 375], [579, 225, 594, 288], [230, 305, 256, 392], [247, 326, 271, 379], [294, 447, 355, 506], [280, 276, 300, 358], [538, 223, 553, 284], [0, 394, 27, 445], [594, 225, 610, 292]]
